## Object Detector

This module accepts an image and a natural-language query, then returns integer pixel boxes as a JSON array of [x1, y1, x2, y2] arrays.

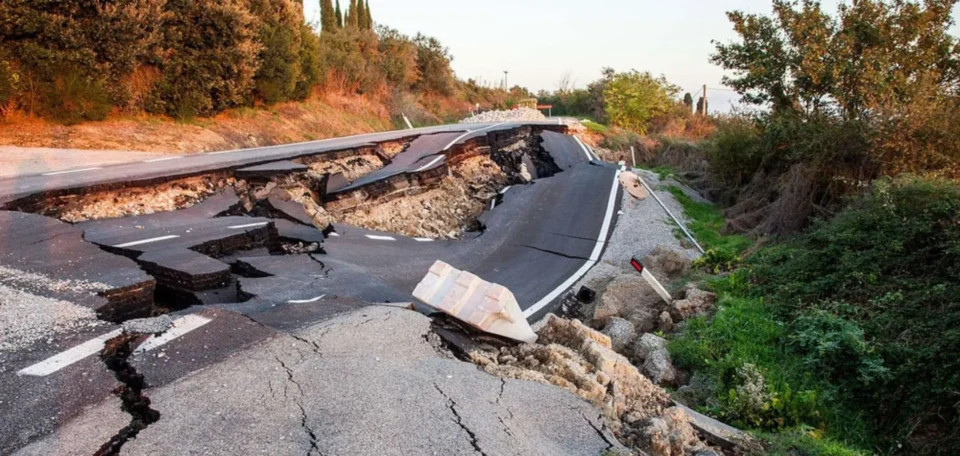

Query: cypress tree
[[356, 0, 366, 30], [334, 0, 343, 28], [364, 0, 372, 29], [346, 0, 358, 28], [320, 0, 336, 32]]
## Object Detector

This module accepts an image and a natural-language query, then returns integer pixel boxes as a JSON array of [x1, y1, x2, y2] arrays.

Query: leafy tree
[[377, 26, 419, 88], [334, 0, 343, 28], [295, 24, 322, 98], [150, 0, 261, 118], [249, 0, 303, 104], [413, 33, 456, 95], [683, 92, 693, 110], [602, 70, 680, 134], [320, 0, 336, 32]]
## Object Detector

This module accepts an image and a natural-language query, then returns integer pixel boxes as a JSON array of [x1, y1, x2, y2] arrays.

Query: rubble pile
[[52, 175, 233, 223], [467, 316, 715, 455], [336, 155, 507, 239], [460, 107, 547, 124], [304, 154, 385, 182]]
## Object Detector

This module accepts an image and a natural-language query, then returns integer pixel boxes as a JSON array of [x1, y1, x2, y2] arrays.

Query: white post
[[630, 146, 636, 168], [401, 113, 413, 130]]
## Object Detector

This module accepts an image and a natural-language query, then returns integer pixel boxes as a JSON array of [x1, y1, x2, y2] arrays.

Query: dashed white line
[[414, 238, 434, 242], [499, 186, 512, 195], [228, 222, 270, 230], [287, 294, 326, 304], [143, 156, 183, 163], [134, 314, 213, 354], [490, 199, 497, 210], [17, 329, 122, 377], [413, 155, 445, 172], [522, 139, 622, 319], [365, 234, 396, 241], [42, 167, 102, 176], [113, 235, 180, 248], [18, 314, 214, 376]]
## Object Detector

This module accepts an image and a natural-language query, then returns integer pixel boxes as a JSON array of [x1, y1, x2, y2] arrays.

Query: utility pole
[[701, 84, 707, 115], [503, 71, 509, 91]]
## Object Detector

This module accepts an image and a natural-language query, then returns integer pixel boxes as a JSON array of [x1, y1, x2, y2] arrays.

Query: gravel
[[576, 169, 701, 292], [460, 107, 546, 124], [0, 284, 103, 351]]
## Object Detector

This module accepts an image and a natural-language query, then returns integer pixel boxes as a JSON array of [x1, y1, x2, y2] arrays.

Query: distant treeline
[[0, 0, 514, 124]]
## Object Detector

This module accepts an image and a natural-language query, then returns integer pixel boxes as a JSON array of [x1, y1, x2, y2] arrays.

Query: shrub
[[39, 69, 111, 124], [150, 0, 261, 118], [751, 177, 960, 453], [249, 0, 304, 104]]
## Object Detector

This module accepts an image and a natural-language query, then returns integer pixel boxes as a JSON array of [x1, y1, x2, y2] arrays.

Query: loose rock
[[672, 284, 718, 321], [602, 317, 637, 353]]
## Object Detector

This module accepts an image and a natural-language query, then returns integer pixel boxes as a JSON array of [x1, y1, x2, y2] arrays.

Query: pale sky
[[304, 1, 960, 113]]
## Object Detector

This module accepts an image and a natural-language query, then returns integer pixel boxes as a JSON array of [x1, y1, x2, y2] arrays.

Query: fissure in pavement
[[94, 333, 161, 456]]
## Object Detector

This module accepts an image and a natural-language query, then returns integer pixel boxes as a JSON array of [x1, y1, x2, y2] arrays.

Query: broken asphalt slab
[[0, 211, 155, 321], [19, 306, 625, 455]]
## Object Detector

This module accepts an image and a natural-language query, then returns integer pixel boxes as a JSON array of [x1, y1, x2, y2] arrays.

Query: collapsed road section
[[0, 121, 628, 454]]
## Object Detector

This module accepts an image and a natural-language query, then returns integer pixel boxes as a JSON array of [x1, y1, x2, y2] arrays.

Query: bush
[[705, 116, 764, 189], [750, 177, 960, 453], [150, 0, 261, 118], [39, 69, 111, 124]]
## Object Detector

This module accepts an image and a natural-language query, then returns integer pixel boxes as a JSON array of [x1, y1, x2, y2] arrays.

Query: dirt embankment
[[0, 92, 393, 154]]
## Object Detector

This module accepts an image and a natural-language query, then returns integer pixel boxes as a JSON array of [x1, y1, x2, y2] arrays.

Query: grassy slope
[[664, 180, 868, 456], [0, 92, 396, 153]]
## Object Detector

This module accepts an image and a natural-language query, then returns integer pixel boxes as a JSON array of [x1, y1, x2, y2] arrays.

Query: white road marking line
[[490, 199, 497, 210], [414, 238, 434, 242], [328, 232, 341, 237], [42, 167, 102, 176], [441, 122, 506, 151], [522, 142, 622, 319], [18, 329, 122, 377], [499, 186, 512, 195], [113, 235, 180, 248], [134, 314, 213, 354], [413, 155, 445, 172], [365, 234, 396, 241], [207, 149, 237, 155], [228, 222, 270, 229], [287, 294, 326, 304], [143, 156, 183, 163], [573, 136, 594, 161]]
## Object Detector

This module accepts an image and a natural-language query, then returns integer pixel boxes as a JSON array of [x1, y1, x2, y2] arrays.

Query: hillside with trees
[[0, 0, 521, 149]]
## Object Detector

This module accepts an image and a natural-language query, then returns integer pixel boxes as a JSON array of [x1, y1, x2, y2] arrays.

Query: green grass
[[582, 119, 609, 134], [665, 186, 872, 455], [664, 185, 750, 254], [636, 164, 677, 180]]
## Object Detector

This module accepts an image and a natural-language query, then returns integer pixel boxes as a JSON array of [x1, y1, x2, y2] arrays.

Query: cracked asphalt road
[[16, 307, 623, 455]]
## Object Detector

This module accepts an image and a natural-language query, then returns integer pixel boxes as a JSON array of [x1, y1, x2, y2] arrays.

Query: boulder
[[635, 333, 677, 386], [594, 273, 664, 327], [659, 311, 675, 333], [672, 284, 718, 321], [602, 317, 637, 353], [640, 246, 692, 279]]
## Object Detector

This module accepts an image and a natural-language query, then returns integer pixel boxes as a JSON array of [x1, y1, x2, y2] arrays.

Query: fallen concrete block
[[413, 260, 537, 343]]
